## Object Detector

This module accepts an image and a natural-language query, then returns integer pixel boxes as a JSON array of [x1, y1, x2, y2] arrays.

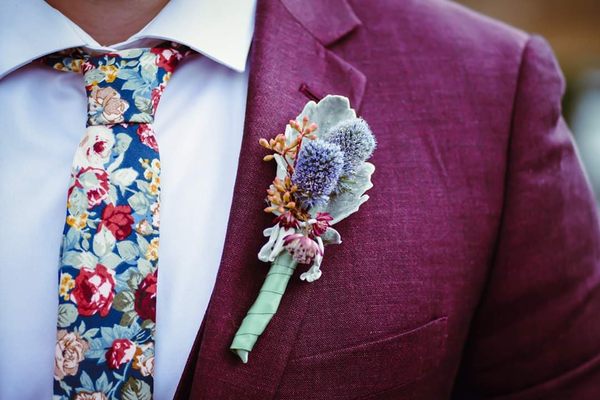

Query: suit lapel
[[175, 0, 366, 398]]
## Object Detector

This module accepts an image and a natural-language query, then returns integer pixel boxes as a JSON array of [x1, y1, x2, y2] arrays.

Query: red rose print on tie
[[137, 124, 159, 152], [73, 392, 108, 400], [106, 339, 136, 369], [135, 270, 157, 322], [150, 47, 183, 73], [70, 167, 110, 209], [150, 83, 166, 115], [71, 264, 115, 317], [98, 204, 134, 240]]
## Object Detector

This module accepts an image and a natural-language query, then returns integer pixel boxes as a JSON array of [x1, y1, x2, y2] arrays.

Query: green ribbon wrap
[[230, 251, 298, 363]]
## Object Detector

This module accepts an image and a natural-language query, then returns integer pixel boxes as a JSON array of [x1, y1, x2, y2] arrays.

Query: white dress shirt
[[0, 1, 256, 399]]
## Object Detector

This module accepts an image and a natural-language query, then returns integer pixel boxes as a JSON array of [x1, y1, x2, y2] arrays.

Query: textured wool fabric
[[174, 0, 600, 399]]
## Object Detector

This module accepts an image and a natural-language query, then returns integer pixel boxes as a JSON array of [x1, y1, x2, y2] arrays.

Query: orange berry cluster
[[259, 116, 319, 221]]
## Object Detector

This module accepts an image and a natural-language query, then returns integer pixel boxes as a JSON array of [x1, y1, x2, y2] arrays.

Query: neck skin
[[46, 0, 170, 46]]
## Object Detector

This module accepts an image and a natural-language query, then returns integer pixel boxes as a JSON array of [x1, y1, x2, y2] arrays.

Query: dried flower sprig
[[263, 176, 311, 222], [259, 115, 323, 223], [259, 115, 317, 172]]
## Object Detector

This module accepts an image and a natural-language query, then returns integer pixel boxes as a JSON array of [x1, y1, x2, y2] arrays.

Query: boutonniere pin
[[230, 95, 376, 363]]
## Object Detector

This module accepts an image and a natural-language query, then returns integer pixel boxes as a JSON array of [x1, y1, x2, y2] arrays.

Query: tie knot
[[46, 45, 190, 126]]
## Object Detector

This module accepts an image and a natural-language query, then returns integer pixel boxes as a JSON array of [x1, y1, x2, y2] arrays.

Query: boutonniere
[[230, 95, 376, 363]]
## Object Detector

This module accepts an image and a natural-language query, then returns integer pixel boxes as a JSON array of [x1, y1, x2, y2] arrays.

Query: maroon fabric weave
[[174, 0, 600, 398]]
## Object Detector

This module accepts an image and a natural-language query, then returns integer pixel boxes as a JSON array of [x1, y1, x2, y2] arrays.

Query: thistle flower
[[283, 233, 323, 265], [325, 118, 376, 174], [292, 140, 344, 209]]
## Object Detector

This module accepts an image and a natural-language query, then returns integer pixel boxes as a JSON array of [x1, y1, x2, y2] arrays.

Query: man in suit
[[0, 0, 598, 399]]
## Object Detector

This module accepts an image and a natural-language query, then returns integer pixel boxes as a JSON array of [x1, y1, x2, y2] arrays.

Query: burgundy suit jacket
[[173, 0, 600, 398]]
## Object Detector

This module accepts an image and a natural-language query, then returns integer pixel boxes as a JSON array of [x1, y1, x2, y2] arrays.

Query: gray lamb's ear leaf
[[309, 95, 357, 139], [321, 227, 342, 245], [284, 95, 357, 146], [313, 162, 375, 225], [273, 154, 288, 181]]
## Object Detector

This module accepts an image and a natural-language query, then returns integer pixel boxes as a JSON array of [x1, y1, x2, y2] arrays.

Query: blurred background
[[455, 0, 600, 205]]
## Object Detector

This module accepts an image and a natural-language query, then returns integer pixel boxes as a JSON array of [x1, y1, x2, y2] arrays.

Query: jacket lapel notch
[[280, 0, 363, 47]]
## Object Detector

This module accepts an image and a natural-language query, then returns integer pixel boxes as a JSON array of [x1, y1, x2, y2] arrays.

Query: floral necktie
[[44, 44, 190, 400]]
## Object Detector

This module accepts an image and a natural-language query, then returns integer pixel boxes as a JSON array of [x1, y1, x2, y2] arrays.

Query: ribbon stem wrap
[[230, 251, 298, 363]]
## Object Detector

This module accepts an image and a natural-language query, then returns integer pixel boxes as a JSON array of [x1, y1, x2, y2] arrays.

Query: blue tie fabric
[[44, 44, 190, 399]]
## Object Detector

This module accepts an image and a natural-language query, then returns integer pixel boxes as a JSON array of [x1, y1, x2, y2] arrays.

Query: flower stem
[[230, 251, 298, 363]]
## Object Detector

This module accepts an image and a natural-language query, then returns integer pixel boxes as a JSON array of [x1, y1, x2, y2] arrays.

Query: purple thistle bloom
[[325, 118, 376, 174], [292, 140, 344, 209]]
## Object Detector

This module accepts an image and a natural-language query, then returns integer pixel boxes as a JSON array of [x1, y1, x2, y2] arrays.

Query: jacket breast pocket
[[276, 317, 449, 400]]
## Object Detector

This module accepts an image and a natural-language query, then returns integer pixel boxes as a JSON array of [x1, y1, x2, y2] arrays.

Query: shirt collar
[[0, 0, 256, 80]]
